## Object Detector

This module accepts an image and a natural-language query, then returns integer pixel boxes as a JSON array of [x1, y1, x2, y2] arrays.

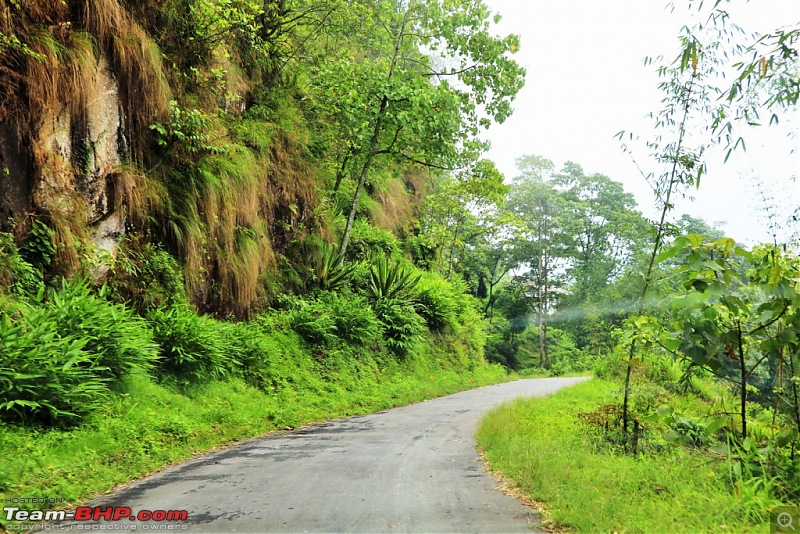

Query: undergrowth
[[477, 378, 791, 533]]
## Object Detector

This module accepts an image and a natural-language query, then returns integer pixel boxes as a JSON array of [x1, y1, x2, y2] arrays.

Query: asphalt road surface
[[60, 377, 588, 533]]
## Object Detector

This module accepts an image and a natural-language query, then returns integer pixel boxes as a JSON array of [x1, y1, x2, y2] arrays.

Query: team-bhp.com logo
[[3, 505, 188, 530]]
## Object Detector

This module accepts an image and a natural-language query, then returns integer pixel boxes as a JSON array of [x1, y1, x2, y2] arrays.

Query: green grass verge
[[476, 379, 769, 533], [0, 343, 510, 513]]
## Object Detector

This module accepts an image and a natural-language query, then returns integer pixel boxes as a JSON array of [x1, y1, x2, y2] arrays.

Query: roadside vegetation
[[0, 0, 797, 530], [479, 371, 792, 532], [478, 2, 799, 532], [0, 233, 509, 511], [0, 0, 525, 516]]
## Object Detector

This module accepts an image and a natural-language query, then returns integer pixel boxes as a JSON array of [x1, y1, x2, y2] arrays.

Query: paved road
[[63, 377, 588, 533]]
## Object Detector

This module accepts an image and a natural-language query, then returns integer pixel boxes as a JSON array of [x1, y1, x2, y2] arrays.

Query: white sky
[[482, 0, 800, 245]]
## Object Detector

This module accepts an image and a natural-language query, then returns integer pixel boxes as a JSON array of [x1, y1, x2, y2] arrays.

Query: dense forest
[[0, 0, 798, 530]]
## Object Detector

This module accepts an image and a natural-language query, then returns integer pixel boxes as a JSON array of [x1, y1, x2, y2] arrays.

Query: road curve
[[64, 377, 589, 533]]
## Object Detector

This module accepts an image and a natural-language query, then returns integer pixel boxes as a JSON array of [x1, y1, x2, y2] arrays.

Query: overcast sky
[[481, 0, 800, 245]]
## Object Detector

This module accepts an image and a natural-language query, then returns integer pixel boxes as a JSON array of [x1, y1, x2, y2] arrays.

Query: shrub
[[20, 220, 55, 272], [148, 306, 236, 382], [372, 298, 425, 357], [593, 349, 629, 379], [225, 322, 279, 391], [285, 297, 338, 346], [310, 243, 359, 292], [0, 232, 44, 297], [366, 256, 420, 302], [0, 315, 108, 427], [38, 280, 160, 381], [346, 219, 400, 261], [416, 273, 458, 332], [317, 291, 383, 347]]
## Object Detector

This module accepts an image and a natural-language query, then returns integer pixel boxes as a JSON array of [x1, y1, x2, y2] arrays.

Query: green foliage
[[372, 298, 425, 357], [20, 220, 55, 272], [284, 296, 338, 347], [0, 315, 107, 427], [37, 280, 160, 381], [148, 306, 236, 382], [545, 328, 592, 376], [416, 275, 458, 332], [318, 292, 382, 347], [311, 243, 359, 292], [366, 256, 421, 302], [0, 280, 162, 427], [345, 220, 401, 261], [283, 292, 383, 349], [150, 101, 222, 162], [108, 240, 188, 314], [477, 379, 783, 532], [0, 232, 43, 298]]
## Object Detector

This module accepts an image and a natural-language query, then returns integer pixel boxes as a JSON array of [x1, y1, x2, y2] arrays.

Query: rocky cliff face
[[1, 55, 126, 256]]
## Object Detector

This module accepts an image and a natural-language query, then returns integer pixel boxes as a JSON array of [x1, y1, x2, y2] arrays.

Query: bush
[[372, 298, 425, 357], [284, 292, 383, 348], [39, 280, 160, 381], [416, 273, 458, 332], [0, 315, 108, 427], [148, 306, 236, 382], [593, 349, 629, 379], [365, 256, 420, 302], [0, 280, 160, 426], [225, 322, 280, 391], [318, 291, 383, 347], [285, 297, 338, 346], [0, 232, 44, 298], [346, 219, 400, 261]]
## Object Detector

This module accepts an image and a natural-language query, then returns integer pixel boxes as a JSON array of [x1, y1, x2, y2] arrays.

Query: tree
[[616, 0, 799, 447], [306, 0, 525, 258], [554, 163, 648, 312], [506, 155, 570, 368], [418, 159, 508, 277]]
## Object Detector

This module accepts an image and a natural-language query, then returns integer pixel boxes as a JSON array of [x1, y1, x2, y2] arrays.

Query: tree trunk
[[537, 243, 546, 367], [338, 7, 411, 259], [737, 321, 747, 440], [332, 152, 351, 195], [790, 350, 800, 435]]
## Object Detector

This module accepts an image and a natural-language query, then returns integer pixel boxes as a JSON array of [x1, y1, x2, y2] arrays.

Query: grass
[[0, 346, 511, 515], [476, 379, 770, 533]]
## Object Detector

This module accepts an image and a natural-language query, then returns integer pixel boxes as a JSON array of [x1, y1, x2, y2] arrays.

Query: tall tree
[[506, 155, 570, 367], [418, 159, 507, 277], [302, 0, 525, 258], [555, 163, 645, 305]]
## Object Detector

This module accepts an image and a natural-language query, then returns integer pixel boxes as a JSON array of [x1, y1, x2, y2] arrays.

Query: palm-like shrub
[[366, 256, 420, 302], [313, 243, 359, 292]]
